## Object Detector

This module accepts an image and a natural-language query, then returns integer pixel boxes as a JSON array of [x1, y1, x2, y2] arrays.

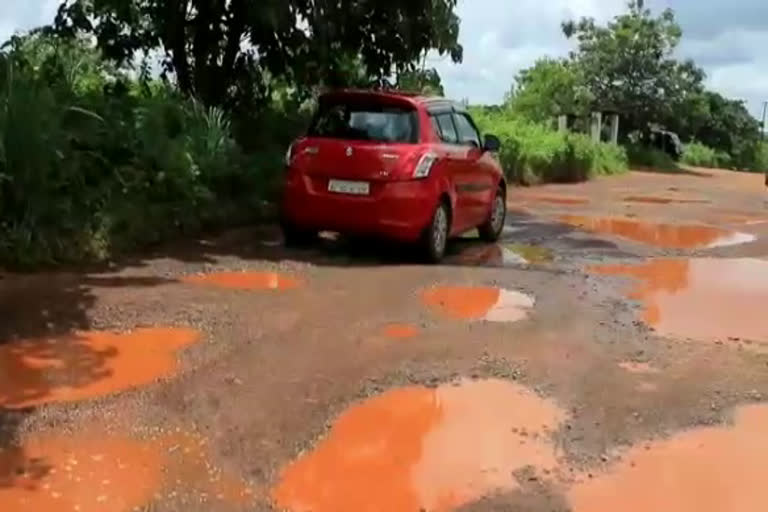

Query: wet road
[[1, 167, 768, 511]]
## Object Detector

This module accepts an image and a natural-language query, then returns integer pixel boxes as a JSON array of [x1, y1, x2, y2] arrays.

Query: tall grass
[[471, 108, 628, 185], [0, 36, 278, 267]]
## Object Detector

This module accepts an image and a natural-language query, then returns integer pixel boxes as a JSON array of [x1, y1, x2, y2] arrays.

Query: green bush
[[0, 35, 280, 267], [681, 142, 717, 167], [471, 107, 627, 184], [625, 144, 680, 171]]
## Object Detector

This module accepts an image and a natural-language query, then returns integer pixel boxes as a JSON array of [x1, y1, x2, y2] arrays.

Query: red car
[[280, 89, 506, 262]]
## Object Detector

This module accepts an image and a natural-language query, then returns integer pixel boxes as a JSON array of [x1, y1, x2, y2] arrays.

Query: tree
[[505, 58, 592, 123], [53, 0, 463, 109], [396, 67, 444, 96], [562, 0, 704, 136]]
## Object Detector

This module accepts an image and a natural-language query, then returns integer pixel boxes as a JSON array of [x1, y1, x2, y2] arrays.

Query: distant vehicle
[[646, 128, 683, 161], [280, 89, 506, 262]]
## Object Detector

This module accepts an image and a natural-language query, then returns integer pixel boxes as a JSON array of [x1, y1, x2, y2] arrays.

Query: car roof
[[319, 89, 465, 113]]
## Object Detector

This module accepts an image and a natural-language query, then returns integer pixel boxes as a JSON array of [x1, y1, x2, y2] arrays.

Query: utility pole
[[762, 101, 768, 138]]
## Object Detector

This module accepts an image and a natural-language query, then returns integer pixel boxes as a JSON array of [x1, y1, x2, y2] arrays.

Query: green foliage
[[0, 34, 273, 267], [563, 1, 704, 136], [505, 58, 592, 122], [625, 144, 679, 171], [680, 142, 728, 168], [54, 0, 463, 108], [471, 108, 627, 185], [396, 67, 445, 96]]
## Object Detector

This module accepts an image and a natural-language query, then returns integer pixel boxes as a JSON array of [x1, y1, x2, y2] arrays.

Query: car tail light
[[413, 152, 438, 179]]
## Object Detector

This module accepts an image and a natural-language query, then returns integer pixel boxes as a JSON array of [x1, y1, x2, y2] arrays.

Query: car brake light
[[413, 152, 438, 179]]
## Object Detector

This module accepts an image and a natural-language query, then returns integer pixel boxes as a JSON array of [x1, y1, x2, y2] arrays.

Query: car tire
[[281, 220, 316, 248], [422, 201, 450, 263], [478, 188, 506, 242]]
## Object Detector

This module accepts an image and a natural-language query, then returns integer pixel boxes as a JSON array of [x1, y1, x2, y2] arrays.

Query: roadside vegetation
[[483, 0, 768, 177]]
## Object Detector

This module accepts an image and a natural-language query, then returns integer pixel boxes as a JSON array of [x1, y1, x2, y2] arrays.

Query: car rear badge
[[346, 147, 353, 157]]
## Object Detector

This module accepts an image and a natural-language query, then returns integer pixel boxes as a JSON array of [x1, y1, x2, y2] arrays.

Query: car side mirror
[[483, 134, 501, 152]]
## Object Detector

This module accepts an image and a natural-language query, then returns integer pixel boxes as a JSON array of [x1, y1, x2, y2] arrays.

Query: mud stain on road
[[0, 328, 200, 409], [0, 429, 251, 511], [623, 195, 710, 205], [592, 259, 768, 344], [523, 194, 591, 206], [183, 271, 302, 290], [272, 379, 566, 512], [422, 287, 535, 323], [382, 324, 421, 340], [450, 245, 527, 267], [568, 404, 768, 512], [559, 215, 755, 249], [618, 362, 660, 374]]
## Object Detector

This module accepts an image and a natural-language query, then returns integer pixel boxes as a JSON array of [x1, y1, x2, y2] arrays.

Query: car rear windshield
[[309, 100, 418, 143]]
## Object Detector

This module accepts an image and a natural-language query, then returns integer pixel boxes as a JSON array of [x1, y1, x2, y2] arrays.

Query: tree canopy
[[53, 0, 463, 108]]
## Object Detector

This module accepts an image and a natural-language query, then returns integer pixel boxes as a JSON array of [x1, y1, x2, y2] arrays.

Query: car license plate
[[328, 179, 370, 195]]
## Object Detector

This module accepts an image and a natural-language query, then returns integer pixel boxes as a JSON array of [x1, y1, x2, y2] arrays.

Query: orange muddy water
[[559, 215, 755, 249], [592, 259, 768, 343], [568, 404, 768, 512], [0, 429, 251, 512], [422, 286, 535, 323], [382, 324, 421, 340], [0, 328, 200, 408], [183, 271, 302, 290], [272, 378, 565, 512]]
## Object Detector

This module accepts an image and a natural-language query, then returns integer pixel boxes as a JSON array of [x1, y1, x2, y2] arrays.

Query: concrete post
[[557, 115, 568, 133], [609, 114, 620, 144], [590, 112, 602, 142]]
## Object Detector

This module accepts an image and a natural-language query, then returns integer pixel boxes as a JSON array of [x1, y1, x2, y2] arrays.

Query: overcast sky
[[2, 0, 767, 118]]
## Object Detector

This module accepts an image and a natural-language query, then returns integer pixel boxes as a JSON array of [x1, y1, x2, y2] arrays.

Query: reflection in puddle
[[183, 271, 302, 290], [422, 287, 535, 323], [560, 215, 755, 249], [523, 194, 590, 205], [623, 195, 710, 205], [382, 324, 421, 340], [0, 429, 251, 512], [568, 404, 768, 512], [592, 259, 768, 343], [450, 245, 527, 266], [0, 328, 200, 409], [273, 379, 565, 512], [505, 244, 554, 264]]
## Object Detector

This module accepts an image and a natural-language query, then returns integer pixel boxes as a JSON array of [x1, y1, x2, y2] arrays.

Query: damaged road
[[2, 167, 768, 511]]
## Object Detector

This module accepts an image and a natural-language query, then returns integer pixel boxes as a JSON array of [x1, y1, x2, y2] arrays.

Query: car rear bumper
[[281, 174, 439, 242]]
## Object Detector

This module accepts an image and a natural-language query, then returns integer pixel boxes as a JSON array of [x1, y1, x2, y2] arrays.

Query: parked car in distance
[[280, 89, 506, 262]]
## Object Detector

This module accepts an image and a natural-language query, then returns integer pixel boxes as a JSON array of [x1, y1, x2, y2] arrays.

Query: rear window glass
[[309, 101, 418, 143]]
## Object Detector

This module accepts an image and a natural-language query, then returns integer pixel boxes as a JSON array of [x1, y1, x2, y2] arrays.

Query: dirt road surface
[[2, 167, 768, 511]]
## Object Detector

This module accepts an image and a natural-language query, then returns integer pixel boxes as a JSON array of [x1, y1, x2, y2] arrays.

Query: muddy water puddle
[[183, 271, 302, 290], [272, 378, 565, 512], [381, 324, 421, 340], [0, 428, 252, 511], [568, 404, 768, 512], [592, 259, 768, 344], [521, 194, 591, 206], [422, 286, 535, 323], [0, 328, 199, 408], [560, 215, 755, 249]]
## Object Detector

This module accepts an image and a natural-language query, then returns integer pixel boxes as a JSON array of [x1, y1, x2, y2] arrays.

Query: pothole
[[567, 404, 768, 512], [560, 215, 755, 249], [421, 287, 535, 323], [0, 328, 200, 408], [272, 378, 566, 512], [0, 428, 252, 511], [381, 324, 421, 340], [592, 259, 768, 344], [183, 271, 302, 290]]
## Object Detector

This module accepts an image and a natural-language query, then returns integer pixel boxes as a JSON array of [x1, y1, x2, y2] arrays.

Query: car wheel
[[423, 201, 450, 263], [478, 188, 506, 242], [281, 220, 316, 248]]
